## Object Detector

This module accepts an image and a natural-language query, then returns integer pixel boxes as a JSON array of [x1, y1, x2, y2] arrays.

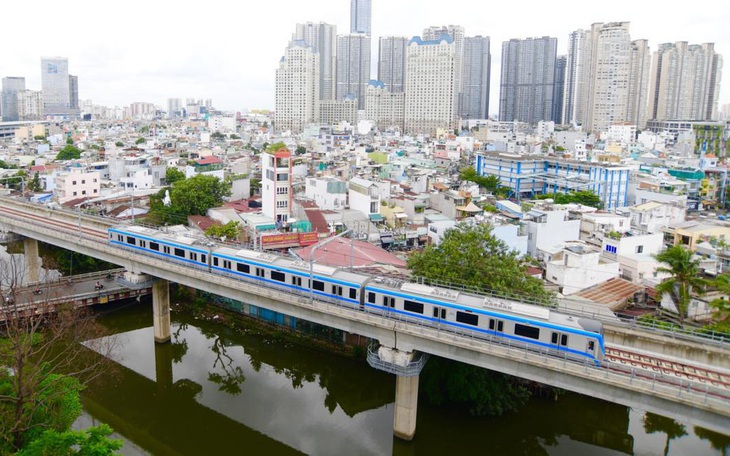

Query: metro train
[[109, 225, 605, 365]]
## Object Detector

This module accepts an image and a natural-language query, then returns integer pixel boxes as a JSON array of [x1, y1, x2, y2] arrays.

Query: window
[[174, 248, 185, 258], [271, 271, 285, 282], [456, 311, 478, 326], [368, 292, 376, 303], [292, 276, 302, 287], [432, 307, 446, 319], [256, 268, 265, 278], [213, 257, 219, 267], [126, 236, 136, 246], [201, 254, 206, 264], [588, 341, 595, 351], [561, 334, 568, 346], [163, 246, 171, 254], [514, 324, 540, 340], [382, 296, 395, 308], [191, 253, 197, 261], [313, 280, 325, 291], [404, 300, 424, 314], [332, 285, 343, 296], [223, 260, 231, 269], [237, 263, 250, 274], [551, 332, 558, 344], [349, 288, 357, 299], [636, 245, 643, 254]]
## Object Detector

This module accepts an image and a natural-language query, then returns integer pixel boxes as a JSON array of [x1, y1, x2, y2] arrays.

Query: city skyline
[[0, 0, 728, 114]]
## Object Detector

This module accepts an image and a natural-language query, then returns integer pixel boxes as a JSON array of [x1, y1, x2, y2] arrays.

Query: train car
[[109, 225, 212, 269], [362, 278, 604, 365], [108, 225, 604, 365]]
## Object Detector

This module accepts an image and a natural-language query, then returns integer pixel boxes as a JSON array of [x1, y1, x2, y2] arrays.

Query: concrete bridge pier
[[152, 279, 171, 343], [22, 237, 40, 283], [394, 375, 419, 441], [154, 341, 174, 389]]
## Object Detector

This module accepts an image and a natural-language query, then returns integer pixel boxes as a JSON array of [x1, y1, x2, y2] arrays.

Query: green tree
[[643, 412, 687, 456], [114, 141, 124, 147], [135, 137, 146, 145], [55, 145, 81, 161], [33, 135, 46, 141], [694, 426, 730, 456], [66, 137, 74, 145], [28, 173, 43, 193], [536, 191, 603, 209], [229, 134, 241, 140], [654, 245, 707, 327], [295, 145, 307, 155], [165, 167, 185, 185], [266, 142, 287, 153], [408, 222, 553, 416], [205, 221, 241, 241], [707, 272, 730, 333], [459, 167, 501, 194], [0, 259, 118, 453], [408, 222, 553, 302], [148, 174, 231, 224], [17, 424, 122, 455], [211, 131, 225, 140]]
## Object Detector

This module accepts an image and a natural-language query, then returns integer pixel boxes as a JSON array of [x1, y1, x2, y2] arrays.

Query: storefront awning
[[369, 213, 383, 221]]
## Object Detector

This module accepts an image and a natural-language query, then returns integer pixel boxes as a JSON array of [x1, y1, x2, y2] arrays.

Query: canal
[[80, 300, 729, 455]]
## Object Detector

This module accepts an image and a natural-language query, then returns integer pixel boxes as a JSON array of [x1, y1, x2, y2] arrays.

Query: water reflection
[[82, 304, 727, 456]]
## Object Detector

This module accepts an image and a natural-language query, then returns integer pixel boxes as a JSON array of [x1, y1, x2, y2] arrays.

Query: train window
[[164, 246, 170, 254], [551, 332, 558, 344], [237, 263, 250, 273], [117, 234, 123, 241], [126, 236, 136, 246], [404, 300, 424, 314], [256, 268, 265, 278], [331, 285, 343, 296], [224, 260, 232, 269], [150, 242, 159, 251], [456, 311, 479, 326], [313, 280, 325, 291], [271, 271, 285, 282], [561, 335, 568, 346], [368, 292, 376, 304], [349, 288, 357, 299], [201, 254, 206, 264], [191, 253, 197, 261], [498, 321, 503, 332], [515, 324, 540, 340], [140, 241, 146, 248], [588, 341, 595, 351], [382, 296, 395, 308], [433, 308, 445, 319], [213, 257, 219, 267], [489, 319, 503, 331], [292, 276, 302, 287]]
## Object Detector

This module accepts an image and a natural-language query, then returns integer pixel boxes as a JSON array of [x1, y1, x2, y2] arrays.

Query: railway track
[[605, 346, 730, 390], [0, 204, 108, 240]]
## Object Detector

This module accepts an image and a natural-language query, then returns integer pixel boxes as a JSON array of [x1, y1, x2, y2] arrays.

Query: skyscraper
[[275, 41, 320, 133], [350, 0, 371, 35], [499, 36, 558, 124], [2, 77, 26, 122], [553, 55, 566, 124], [378, 36, 408, 93], [462, 36, 491, 120], [404, 35, 456, 134], [564, 23, 651, 133], [41, 57, 79, 118], [648, 42, 723, 121], [294, 22, 338, 100], [336, 34, 371, 109], [423, 25, 464, 115]]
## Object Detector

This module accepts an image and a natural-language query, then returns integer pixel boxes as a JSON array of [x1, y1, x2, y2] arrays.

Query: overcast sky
[[1, 0, 728, 115]]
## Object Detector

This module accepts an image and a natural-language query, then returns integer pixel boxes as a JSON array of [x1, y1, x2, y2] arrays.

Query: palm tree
[[708, 272, 730, 329], [654, 245, 707, 328]]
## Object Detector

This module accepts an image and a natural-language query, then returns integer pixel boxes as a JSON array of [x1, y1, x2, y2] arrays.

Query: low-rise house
[[545, 242, 620, 295]]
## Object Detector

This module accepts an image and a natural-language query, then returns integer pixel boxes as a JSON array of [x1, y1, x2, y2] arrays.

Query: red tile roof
[[293, 237, 407, 268], [196, 156, 223, 165]]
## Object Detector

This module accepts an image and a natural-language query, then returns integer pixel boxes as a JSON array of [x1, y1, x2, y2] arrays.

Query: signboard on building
[[261, 232, 319, 248]]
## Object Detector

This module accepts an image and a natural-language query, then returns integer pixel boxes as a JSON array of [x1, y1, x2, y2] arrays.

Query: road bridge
[[0, 196, 728, 439]]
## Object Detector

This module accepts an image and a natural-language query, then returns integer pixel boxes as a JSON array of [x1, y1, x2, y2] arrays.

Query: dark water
[[80, 301, 729, 456]]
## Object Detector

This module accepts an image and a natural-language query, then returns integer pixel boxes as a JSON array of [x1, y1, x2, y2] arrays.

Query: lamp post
[[309, 229, 351, 305]]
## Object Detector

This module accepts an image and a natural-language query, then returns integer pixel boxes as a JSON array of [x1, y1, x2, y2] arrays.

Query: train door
[[551, 332, 568, 353], [432, 306, 446, 328], [382, 295, 395, 316]]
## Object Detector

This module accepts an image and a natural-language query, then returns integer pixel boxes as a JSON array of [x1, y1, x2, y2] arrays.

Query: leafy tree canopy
[[535, 191, 603, 209], [654, 245, 707, 327], [459, 167, 501, 194], [408, 222, 553, 302], [55, 145, 81, 161], [17, 424, 122, 456], [148, 174, 231, 224], [165, 167, 186, 185], [135, 137, 146, 145], [114, 141, 124, 147], [205, 221, 241, 241], [295, 145, 307, 155]]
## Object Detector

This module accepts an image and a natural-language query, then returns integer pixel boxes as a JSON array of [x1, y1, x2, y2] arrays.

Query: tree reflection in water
[[643, 412, 687, 456], [208, 335, 246, 396]]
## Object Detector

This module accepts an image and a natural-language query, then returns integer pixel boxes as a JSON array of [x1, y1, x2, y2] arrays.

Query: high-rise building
[[320, 97, 358, 125], [553, 55, 566, 124], [648, 42, 723, 121], [336, 34, 371, 109], [167, 98, 183, 118], [461, 36, 491, 120], [294, 22, 338, 100], [275, 41, 320, 133], [350, 0, 371, 35], [41, 57, 79, 118], [564, 23, 651, 133], [378, 36, 408, 93], [18, 90, 44, 121], [423, 25, 464, 115], [499, 36, 558, 124], [2, 77, 26, 122], [365, 80, 405, 131], [562, 29, 587, 126], [404, 35, 456, 135]]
